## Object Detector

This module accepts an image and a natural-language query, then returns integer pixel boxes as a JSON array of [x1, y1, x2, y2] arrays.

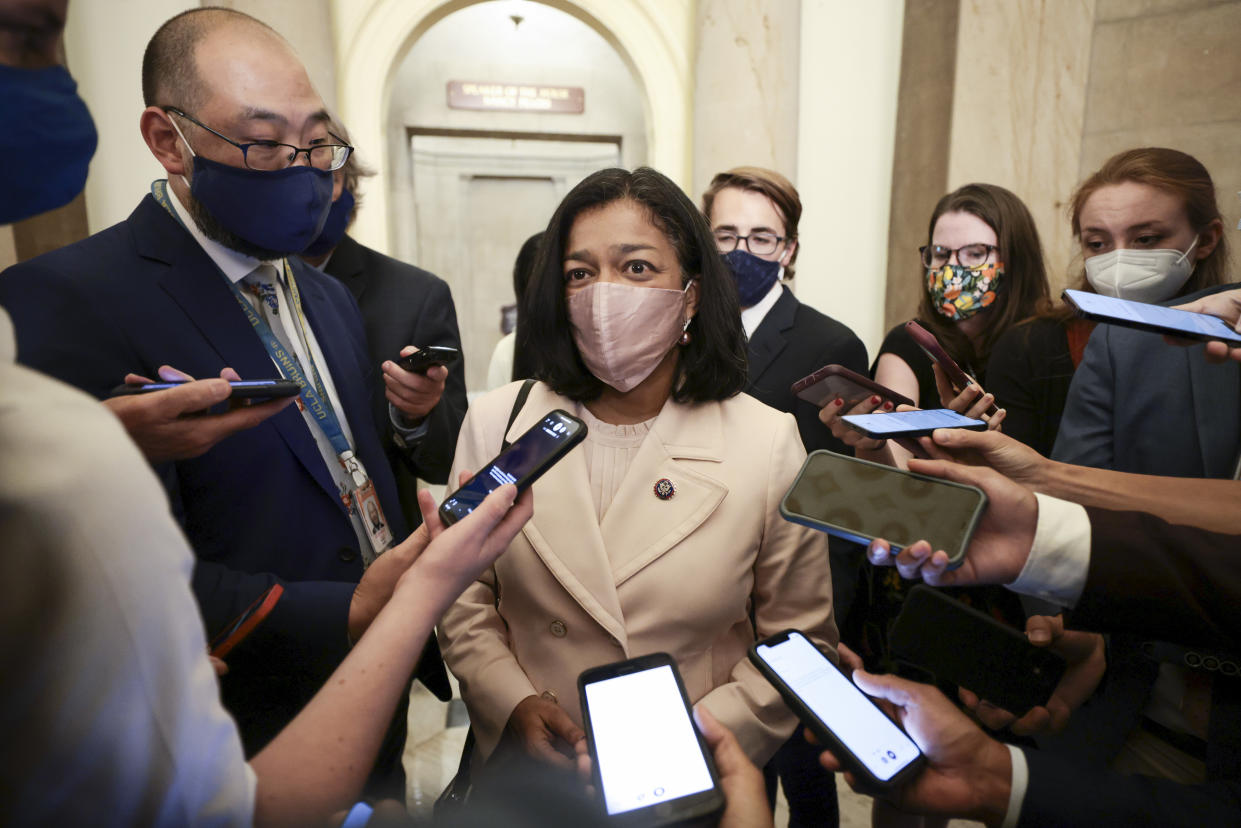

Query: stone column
[[691, 0, 801, 201]]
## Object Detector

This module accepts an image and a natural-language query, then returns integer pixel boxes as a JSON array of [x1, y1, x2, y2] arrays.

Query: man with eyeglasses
[[0, 6, 445, 797], [702, 167, 867, 828]]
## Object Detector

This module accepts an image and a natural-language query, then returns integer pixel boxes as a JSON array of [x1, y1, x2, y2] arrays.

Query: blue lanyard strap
[[150, 180, 365, 482]]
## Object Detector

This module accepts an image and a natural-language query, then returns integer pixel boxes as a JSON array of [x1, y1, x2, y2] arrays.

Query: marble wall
[[885, 0, 1241, 329], [1079, 0, 1241, 282], [691, 0, 801, 199]]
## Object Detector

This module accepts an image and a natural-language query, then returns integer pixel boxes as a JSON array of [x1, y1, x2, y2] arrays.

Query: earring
[[679, 316, 693, 346]]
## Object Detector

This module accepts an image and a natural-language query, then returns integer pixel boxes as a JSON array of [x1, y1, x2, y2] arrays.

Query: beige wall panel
[[214, 0, 339, 112], [692, 0, 801, 198], [884, 0, 959, 334], [0, 226, 17, 272], [1079, 121, 1241, 282], [1085, 3, 1241, 134], [1096, 0, 1227, 20], [947, 0, 1096, 296]]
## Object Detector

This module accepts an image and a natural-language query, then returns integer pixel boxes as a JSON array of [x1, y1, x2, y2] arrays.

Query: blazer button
[[550, 620, 567, 638], [338, 547, 358, 562], [541, 689, 558, 704]]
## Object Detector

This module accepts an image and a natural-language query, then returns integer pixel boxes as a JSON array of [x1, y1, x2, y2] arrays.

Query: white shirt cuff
[[1005, 493, 1091, 609], [1001, 744, 1028, 828]]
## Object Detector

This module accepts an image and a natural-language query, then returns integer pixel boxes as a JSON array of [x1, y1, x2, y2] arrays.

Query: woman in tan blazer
[[439, 167, 837, 770]]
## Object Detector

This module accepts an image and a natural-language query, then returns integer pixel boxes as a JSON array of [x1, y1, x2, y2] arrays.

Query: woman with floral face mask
[[820, 183, 1052, 468], [437, 168, 837, 788]]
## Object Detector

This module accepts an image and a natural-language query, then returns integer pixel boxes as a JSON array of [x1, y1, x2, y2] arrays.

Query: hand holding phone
[[579, 654, 725, 824], [439, 410, 586, 525], [1065, 288, 1241, 346], [397, 345, 461, 374], [110, 379, 301, 399], [890, 586, 1066, 716], [815, 668, 1016, 822], [904, 321, 999, 416], [841, 409, 987, 440], [750, 630, 924, 788], [208, 584, 284, 659], [781, 450, 987, 569], [792, 364, 915, 409]]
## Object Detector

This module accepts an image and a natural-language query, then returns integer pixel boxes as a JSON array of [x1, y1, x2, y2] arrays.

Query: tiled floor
[[402, 682, 983, 827]]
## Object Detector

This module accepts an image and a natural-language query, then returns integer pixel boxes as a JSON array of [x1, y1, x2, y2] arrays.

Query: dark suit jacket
[[321, 235, 467, 501], [1052, 283, 1241, 477], [745, 286, 869, 623], [745, 286, 869, 455], [1076, 506, 1240, 652], [1017, 506, 1241, 825], [1019, 750, 1241, 827], [0, 195, 408, 752]]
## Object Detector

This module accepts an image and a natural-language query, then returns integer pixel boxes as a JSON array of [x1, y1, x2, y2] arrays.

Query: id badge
[[355, 480, 393, 564]]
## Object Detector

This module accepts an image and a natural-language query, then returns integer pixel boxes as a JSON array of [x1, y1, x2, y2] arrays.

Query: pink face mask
[[567, 280, 693, 392]]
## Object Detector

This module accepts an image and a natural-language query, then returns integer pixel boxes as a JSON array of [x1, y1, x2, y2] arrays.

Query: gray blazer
[[1052, 284, 1241, 478]]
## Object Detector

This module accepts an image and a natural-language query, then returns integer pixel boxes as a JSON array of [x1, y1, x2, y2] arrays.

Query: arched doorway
[[335, 0, 691, 254], [383, 2, 647, 391]]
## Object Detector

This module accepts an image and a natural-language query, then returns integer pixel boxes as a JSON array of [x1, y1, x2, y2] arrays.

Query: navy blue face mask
[[186, 154, 334, 256], [302, 188, 354, 257], [0, 64, 97, 224], [722, 249, 782, 307]]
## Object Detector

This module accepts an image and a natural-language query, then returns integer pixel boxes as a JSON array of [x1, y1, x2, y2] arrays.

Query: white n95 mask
[[1084, 238, 1198, 304]]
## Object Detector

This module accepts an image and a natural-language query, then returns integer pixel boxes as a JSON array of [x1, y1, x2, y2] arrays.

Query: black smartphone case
[[889, 585, 1066, 715], [578, 653, 725, 826], [748, 631, 924, 790]]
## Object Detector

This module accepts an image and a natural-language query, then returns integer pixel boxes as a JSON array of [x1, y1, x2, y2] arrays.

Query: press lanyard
[[150, 179, 368, 488]]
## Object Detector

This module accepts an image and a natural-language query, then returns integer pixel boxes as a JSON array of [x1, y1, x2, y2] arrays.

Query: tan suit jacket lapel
[[600, 400, 728, 587], [505, 387, 629, 647]]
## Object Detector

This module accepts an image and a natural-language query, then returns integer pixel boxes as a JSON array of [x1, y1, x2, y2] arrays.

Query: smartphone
[[109, 379, 301, 399], [1064, 288, 1241, 346], [841, 408, 987, 439], [579, 653, 725, 825], [397, 345, 462, 374], [903, 320, 999, 415], [208, 583, 284, 659], [890, 585, 1066, 715], [750, 630, 924, 788], [438, 409, 586, 526], [780, 450, 986, 569], [791, 364, 915, 409]]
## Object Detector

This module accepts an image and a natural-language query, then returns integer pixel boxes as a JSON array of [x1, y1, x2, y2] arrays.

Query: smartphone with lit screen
[[579, 653, 725, 825], [1063, 289, 1241, 345], [438, 409, 586, 526], [751, 629, 924, 789], [841, 408, 987, 440]]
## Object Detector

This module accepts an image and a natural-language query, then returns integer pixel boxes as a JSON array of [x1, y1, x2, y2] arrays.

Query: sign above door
[[447, 81, 585, 114]]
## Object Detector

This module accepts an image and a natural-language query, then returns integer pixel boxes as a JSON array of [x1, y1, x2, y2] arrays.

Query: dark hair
[[327, 119, 375, 226], [1063, 147, 1231, 301], [518, 167, 747, 403], [509, 233, 543, 382], [142, 7, 276, 110], [702, 166, 802, 277], [916, 183, 1051, 371], [513, 232, 543, 301]]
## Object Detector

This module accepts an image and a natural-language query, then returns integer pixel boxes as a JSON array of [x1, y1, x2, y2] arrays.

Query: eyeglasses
[[920, 243, 998, 269], [162, 106, 353, 172], [713, 230, 786, 257]]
